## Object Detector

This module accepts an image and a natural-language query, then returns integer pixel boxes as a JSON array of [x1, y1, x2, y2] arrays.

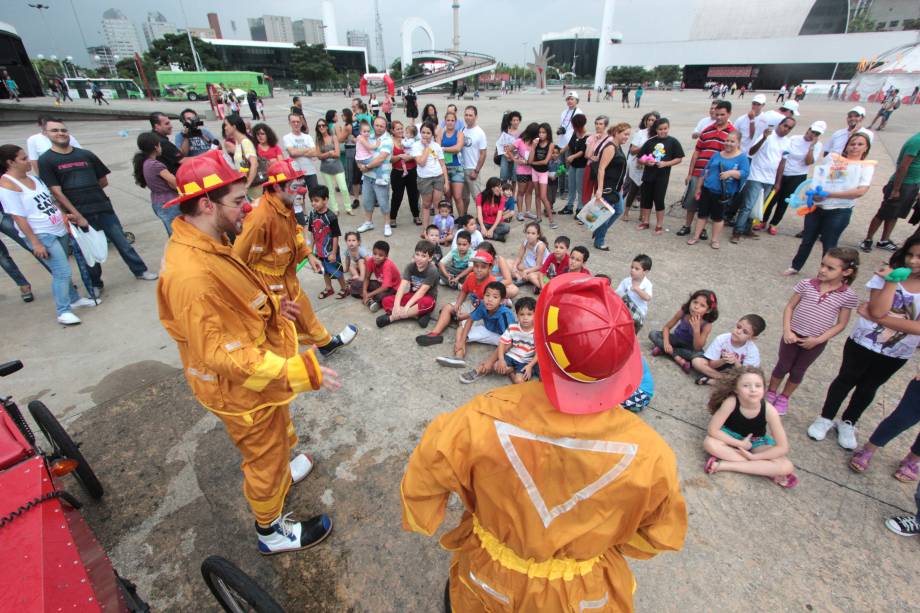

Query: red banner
[[706, 66, 753, 78]]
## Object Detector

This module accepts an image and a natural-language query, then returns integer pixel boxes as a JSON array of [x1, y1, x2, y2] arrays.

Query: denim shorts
[[505, 354, 540, 379], [447, 166, 465, 184], [321, 257, 344, 279]]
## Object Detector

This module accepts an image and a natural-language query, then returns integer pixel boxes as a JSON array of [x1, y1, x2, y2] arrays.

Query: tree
[[652, 65, 682, 83], [389, 58, 402, 81], [116, 55, 159, 87], [290, 42, 337, 84], [606, 66, 648, 84], [147, 33, 222, 71], [847, 12, 876, 33]]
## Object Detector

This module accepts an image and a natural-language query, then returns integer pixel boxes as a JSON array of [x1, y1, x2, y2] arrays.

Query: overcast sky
[[5, 0, 607, 68]]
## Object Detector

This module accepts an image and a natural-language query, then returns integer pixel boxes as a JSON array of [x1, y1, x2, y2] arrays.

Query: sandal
[[686, 238, 699, 245], [654, 226, 663, 235], [318, 288, 335, 299], [849, 447, 874, 473], [704, 456, 719, 474], [674, 356, 691, 373], [335, 288, 350, 300], [637, 222, 650, 230], [772, 473, 799, 489], [414, 217, 422, 226], [710, 241, 720, 249], [695, 375, 711, 386], [894, 457, 919, 482]]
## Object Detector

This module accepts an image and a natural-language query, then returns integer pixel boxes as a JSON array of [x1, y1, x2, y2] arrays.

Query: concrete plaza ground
[[1, 89, 918, 612]]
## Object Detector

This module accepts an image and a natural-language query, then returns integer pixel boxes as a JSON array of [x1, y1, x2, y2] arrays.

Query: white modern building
[[589, 0, 920, 89], [248, 15, 295, 43], [101, 9, 142, 58], [141, 12, 177, 48], [347, 29, 372, 65], [293, 19, 325, 45]]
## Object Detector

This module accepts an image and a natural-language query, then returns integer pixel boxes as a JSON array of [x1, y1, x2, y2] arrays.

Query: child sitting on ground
[[622, 356, 655, 412], [376, 240, 439, 328], [437, 281, 516, 370], [616, 254, 653, 333], [450, 214, 483, 252], [768, 247, 859, 415], [425, 225, 444, 267], [568, 246, 591, 276], [433, 200, 455, 246], [343, 231, 368, 288], [305, 185, 349, 299], [703, 366, 798, 488], [357, 240, 401, 310], [417, 251, 495, 346], [692, 314, 766, 385], [529, 235, 570, 293], [439, 230, 473, 289], [490, 296, 539, 384], [475, 241, 520, 300], [512, 222, 548, 288], [649, 290, 718, 373]]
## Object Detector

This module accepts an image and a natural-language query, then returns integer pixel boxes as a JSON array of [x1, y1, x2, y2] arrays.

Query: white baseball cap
[[565, 91, 579, 101], [752, 94, 766, 105], [856, 127, 874, 144], [848, 105, 866, 117], [809, 120, 827, 134], [779, 100, 800, 116]]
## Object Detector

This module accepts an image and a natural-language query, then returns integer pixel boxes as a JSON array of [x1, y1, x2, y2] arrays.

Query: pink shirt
[[790, 278, 859, 338]]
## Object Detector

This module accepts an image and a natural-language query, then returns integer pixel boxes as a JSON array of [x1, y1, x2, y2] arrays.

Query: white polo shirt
[[748, 132, 790, 184]]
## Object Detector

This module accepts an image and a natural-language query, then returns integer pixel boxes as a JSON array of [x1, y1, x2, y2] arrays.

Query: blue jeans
[[361, 175, 391, 215], [82, 211, 148, 287], [566, 167, 585, 211], [499, 155, 515, 182], [153, 200, 182, 236], [592, 190, 624, 248], [790, 207, 853, 272], [36, 233, 80, 315], [868, 378, 920, 456], [0, 236, 29, 287], [733, 179, 772, 234]]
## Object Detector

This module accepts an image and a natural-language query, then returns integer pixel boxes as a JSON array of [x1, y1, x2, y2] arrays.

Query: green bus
[[63, 78, 143, 100], [156, 71, 272, 101]]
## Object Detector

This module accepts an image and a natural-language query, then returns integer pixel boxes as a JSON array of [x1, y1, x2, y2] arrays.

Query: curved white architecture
[[401, 17, 435, 69]]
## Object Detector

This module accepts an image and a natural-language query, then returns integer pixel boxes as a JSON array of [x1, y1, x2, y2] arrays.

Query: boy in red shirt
[[568, 245, 591, 276], [534, 235, 570, 292], [416, 251, 495, 346], [360, 240, 401, 312]]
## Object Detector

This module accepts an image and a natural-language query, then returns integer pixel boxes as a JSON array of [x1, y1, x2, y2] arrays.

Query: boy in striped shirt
[[496, 297, 540, 383]]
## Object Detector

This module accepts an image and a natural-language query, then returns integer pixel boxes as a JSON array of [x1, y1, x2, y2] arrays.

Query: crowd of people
[[2, 83, 919, 607]]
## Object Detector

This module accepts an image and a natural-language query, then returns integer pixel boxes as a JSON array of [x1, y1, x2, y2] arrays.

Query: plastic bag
[[69, 223, 108, 267], [751, 188, 766, 223], [576, 197, 614, 232]]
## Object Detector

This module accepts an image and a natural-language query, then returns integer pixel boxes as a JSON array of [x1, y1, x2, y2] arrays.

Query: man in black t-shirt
[[38, 119, 156, 295], [150, 112, 181, 174]]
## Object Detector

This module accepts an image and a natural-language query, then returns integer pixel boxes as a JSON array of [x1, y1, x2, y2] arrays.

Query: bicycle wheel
[[28, 400, 104, 499], [201, 556, 284, 613]]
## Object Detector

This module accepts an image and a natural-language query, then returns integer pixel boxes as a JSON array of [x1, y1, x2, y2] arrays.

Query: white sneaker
[[70, 297, 99, 308], [837, 420, 858, 450], [807, 416, 835, 441], [383, 224, 393, 237], [337, 324, 358, 345], [290, 453, 314, 484], [57, 312, 81, 325], [136, 271, 159, 281], [256, 512, 333, 555], [356, 221, 374, 233]]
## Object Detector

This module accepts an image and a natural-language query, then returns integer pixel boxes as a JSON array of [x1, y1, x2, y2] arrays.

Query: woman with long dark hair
[[413, 121, 449, 232], [637, 117, 684, 235], [623, 111, 660, 221], [133, 132, 179, 235], [315, 118, 351, 215], [528, 122, 557, 229], [476, 176, 512, 242], [252, 123, 284, 163], [421, 103, 438, 127], [389, 120, 420, 226], [511, 122, 540, 221], [497, 110, 521, 184], [592, 122, 631, 250], [561, 113, 589, 215], [339, 107, 358, 206], [439, 111, 466, 215]]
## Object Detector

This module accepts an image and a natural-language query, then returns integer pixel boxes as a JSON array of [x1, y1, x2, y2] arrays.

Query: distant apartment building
[[293, 18, 325, 45], [187, 27, 217, 39], [207, 13, 223, 39], [248, 15, 295, 43], [142, 11, 177, 48], [347, 29, 371, 64], [87, 45, 116, 72], [101, 8, 143, 56]]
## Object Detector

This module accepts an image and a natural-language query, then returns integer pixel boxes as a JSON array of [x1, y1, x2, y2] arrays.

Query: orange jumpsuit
[[401, 382, 687, 612], [232, 192, 332, 347], [158, 216, 323, 525]]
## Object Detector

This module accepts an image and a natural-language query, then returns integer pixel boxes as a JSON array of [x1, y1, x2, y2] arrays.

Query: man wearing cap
[[826, 107, 868, 157], [157, 150, 339, 555], [760, 99, 799, 131], [401, 273, 687, 612], [557, 93, 585, 198], [734, 94, 768, 155], [758, 120, 825, 233], [232, 159, 358, 356], [731, 116, 796, 242], [859, 129, 920, 252]]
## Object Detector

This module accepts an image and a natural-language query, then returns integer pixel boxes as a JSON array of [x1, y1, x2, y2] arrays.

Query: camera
[[556, 126, 566, 135], [181, 117, 204, 135]]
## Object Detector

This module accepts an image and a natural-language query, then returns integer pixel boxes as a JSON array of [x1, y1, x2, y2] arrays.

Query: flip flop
[[695, 375, 711, 386], [710, 241, 720, 249], [704, 456, 719, 474], [335, 288, 350, 300], [318, 288, 335, 299], [686, 238, 699, 245], [772, 473, 799, 489], [654, 226, 663, 235]]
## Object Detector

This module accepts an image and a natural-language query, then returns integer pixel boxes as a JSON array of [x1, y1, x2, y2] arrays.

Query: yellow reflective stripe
[[252, 262, 289, 276], [242, 351, 286, 392], [399, 480, 434, 536], [625, 531, 663, 557], [286, 355, 311, 393], [472, 516, 598, 581], [546, 305, 560, 334], [550, 342, 570, 369], [303, 348, 322, 389]]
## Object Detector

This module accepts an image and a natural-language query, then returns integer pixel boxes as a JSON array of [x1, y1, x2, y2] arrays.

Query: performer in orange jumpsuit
[[157, 150, 339, 555], [402, 273, 688, 612], [233, 159, 357, 357]]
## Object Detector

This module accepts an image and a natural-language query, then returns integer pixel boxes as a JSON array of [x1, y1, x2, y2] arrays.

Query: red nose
[[242, 202, 253, 214], [295, 187, 308, 195]]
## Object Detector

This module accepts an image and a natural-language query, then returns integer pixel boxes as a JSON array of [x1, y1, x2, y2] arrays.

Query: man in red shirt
[[678, 100, 735, 238]]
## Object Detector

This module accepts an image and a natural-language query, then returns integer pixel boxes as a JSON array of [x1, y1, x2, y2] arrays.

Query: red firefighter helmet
[[261, 159, 305, 187], [534, 273, 642, 414], [163, 150, 246, 208]]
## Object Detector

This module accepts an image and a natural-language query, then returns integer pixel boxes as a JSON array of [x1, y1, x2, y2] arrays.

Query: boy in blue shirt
[[436, 281, 515, 370]]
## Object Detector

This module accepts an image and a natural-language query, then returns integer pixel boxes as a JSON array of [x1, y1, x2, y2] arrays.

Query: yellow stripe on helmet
[[546, 305, 559, 335]]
